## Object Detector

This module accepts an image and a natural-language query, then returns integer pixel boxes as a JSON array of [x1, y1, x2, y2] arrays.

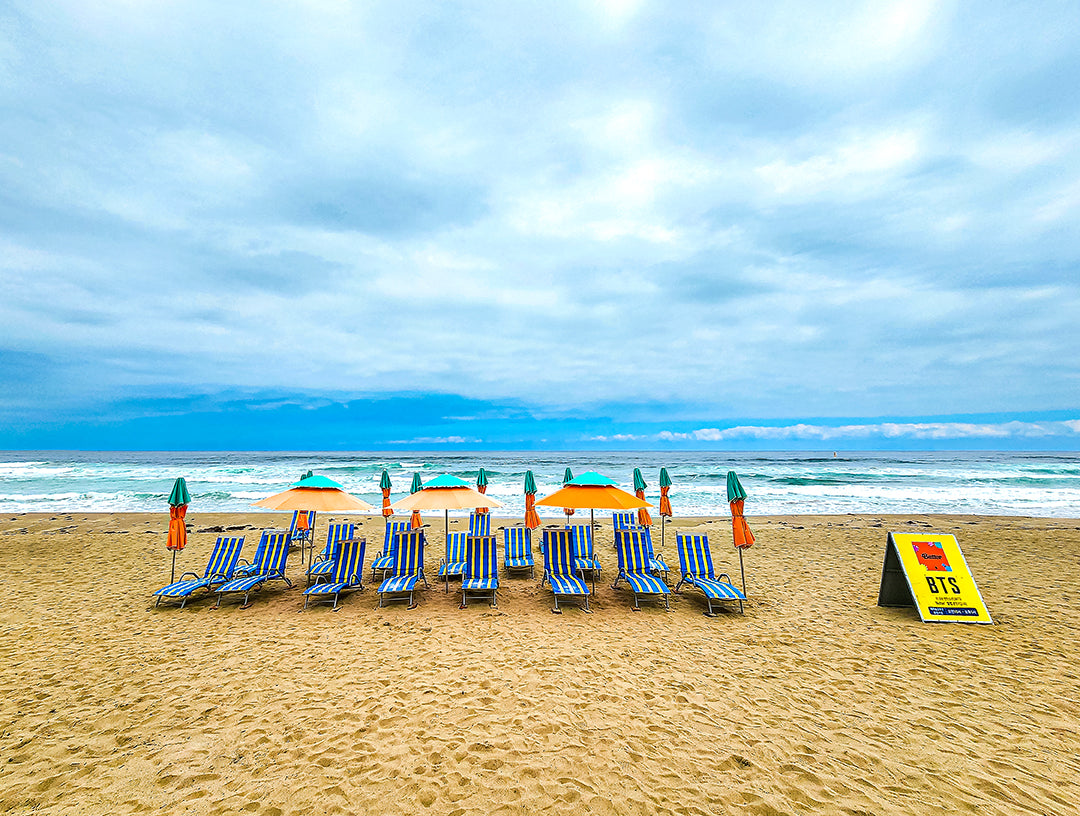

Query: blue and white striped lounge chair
[[612, 511, 636, 531], [303, 533, 366, 611], [468, 512, 491, 537], [613, 529, 671, 611], [289, 510, 317, 555], [233, 531, 268, 579], [638, 525, 670, 582], [438, 531, 469, 593], [503, 527, 535, 578], [378, 529, 428, 609], [152, 536, 244, 608], [371, 520, 410, 582], [212, 530, 292, 609], [307, 522, 353, 585], [568, 523, 600, 591], [461, 534, 499, 608], [542, 529, 591, 614], [675, 533, 746, 616]]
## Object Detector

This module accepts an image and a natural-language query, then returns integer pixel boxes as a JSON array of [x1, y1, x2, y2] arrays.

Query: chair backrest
[[676, 533, 716, 580], [446, 531, 469, 563], [204, 536, 245, 579], [465, 535, 499, 580], [290, 510, 316, 534], [330, 535, 366, 585], [616, 529, 652, 574], [384, 520, 410, 556], [567, 524, 593, 559], [542, 529, 575, 578], [504, 527, 532, 559], [613, 511, 640, 530], [262, 530, 290, 576], [321, 522, 354, 561], [468, 512, 491, 537], [390, 530, 425, 578], [639, 525, 656, 557]]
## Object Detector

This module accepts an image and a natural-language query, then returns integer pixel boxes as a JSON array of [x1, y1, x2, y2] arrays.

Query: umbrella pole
[[661, 514, 666, 553], [738, 547, 746, 597], [171, 549, 177, 584]]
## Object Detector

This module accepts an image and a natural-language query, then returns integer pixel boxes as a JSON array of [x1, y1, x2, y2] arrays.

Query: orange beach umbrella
[[380, 470, 394, 518], [392, 474, 505, 550], [726, 470, 753, 596], [658, 467, 673, 553], [536, 471, 652, 538], [523, 470, 541, 530], [166, 477, 190, 583], [632, 468, 653, 527], [476, 468, 489, 515], [408, 472, 423, 529]]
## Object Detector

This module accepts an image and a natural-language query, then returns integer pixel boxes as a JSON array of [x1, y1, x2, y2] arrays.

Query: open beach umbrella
[[476, 467, 489, 516], [523, 470, 541, 530], [252, 473, 375, 572], [727, 470, 754, 595], [633, 468, 653, 527], [409, 472, 424, 529], [392, 474, 505, 552], [379, 470, 394, 518], [166, 477, 191, 583], [536, 471, 652, 538], [561, 467, 575, 521], [658, 467, 673, 553]]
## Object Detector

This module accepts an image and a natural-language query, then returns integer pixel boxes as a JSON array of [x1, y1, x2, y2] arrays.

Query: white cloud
[[656, 421, 1080, 442]]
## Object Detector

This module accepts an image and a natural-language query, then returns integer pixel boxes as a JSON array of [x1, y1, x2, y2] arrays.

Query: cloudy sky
[[2, 1, 1079, 450]]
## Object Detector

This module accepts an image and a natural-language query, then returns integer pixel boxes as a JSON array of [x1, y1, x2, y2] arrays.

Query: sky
[[1, 0, 1079, 450]]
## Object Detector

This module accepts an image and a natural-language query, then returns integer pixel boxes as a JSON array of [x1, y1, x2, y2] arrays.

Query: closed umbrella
[[562, 467, 575, 522], [523, 470, 541, 530], [408, 473, 424, 529], [166, 477, 191, 583], [727, 470, 754, 596], [633, 468, 653, 527], [380, 470, 394, 518], [476, 467, 489, 516], [536, 471, 652, 539], [658, 467, 673, 553]]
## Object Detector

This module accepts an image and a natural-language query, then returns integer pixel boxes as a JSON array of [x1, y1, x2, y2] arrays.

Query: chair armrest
[[178, 571, 200, 582]]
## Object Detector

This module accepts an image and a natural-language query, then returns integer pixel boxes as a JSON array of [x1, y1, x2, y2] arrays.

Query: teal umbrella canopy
[[524, 470, 537, 494], [476, 468, 488, 488], [563, 467, 574, 485], [291, 474, 344, 490], [410, 473, 423, 494], [567, 471, 617, 486], [424, 474, 472, 489], [633, 468, 647, 491], [380, 470, 392, 490], [659, 468, 672, 488], [727, 471, 748, 502], [168, 477, 191, 507]]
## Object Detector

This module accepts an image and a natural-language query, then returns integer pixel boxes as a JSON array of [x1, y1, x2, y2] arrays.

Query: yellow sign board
[[877, 533, 992, 624]]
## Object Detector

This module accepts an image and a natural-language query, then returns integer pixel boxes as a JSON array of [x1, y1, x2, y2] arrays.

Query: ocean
[[1, 450, 1079, 518]]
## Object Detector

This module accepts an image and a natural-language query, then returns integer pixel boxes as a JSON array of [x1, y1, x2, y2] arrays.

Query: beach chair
[[675, 533, 746, 616], [568, 523, 601, 591], [378, 529, 428, 609], [233, 532, 268, 579], [613, 529, 671, 611], [542, 529, 591, 614], [461, 534, 499, 608], [212, 529, 292, 609], [289, 510, 317, 555], [468, 512, 491, 537], [307, 522, 354, 585], [437, 531, 469, 593], [303, 534, 366, 611], [612, 512, 636, 531], [152, 536, 244, 608], [503, 527, 535, 578], [371, 520, 410, 582], [638, 525, 670, 582]]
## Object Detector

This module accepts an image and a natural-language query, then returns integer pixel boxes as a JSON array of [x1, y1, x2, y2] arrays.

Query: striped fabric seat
[[461, 535, 499, 607], [153, 536, 245, 608], [612, 512, 637, 530], [213, 530, 292, 609], [503, 527, 534, 577], [675, 533, 746, 616], [303, 533, 366, 611], [307, 522, 353, 584], [378, 530, 428, 608], [613, 529, 671, 611], [438, 531, 469, 592], [637, 526, 669, 580], [568, 524, 601, 590], [371, 520, 410, 581], [234, 534, 267, 578], [468, 512, 491, 537], [542, 529, 590, 614]]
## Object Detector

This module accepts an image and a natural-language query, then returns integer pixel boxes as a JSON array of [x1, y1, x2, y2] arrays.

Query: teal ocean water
[[1, 451, 1079, 517]]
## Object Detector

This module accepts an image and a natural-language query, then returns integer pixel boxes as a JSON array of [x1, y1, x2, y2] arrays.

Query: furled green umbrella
[[562, 467, 575, 521], [166, 477, 191, 583], [379, 470, 394, 518], [524, 470, 540, 529], [409, 472, 424, 529], [658, 467, 673, 553], [632, 467, 652, 527], [726, 470, 754, 595], [476, 467, 489, 516]]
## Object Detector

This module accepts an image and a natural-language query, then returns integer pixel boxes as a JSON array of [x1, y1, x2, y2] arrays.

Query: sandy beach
[[2, 511, 1078, 815]]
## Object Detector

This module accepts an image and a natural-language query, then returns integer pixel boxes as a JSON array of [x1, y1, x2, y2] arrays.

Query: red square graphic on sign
[[912, 541, 952, 572]]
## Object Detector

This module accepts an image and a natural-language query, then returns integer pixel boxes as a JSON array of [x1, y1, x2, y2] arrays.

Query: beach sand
[[1, 512, 1078, 815]]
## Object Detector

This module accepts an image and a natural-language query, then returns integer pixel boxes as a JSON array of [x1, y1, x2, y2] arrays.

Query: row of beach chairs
[[153, 516, 746, 616]]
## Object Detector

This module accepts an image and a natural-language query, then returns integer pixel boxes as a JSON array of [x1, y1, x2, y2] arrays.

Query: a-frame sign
[[878, 532, 992, 624]]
